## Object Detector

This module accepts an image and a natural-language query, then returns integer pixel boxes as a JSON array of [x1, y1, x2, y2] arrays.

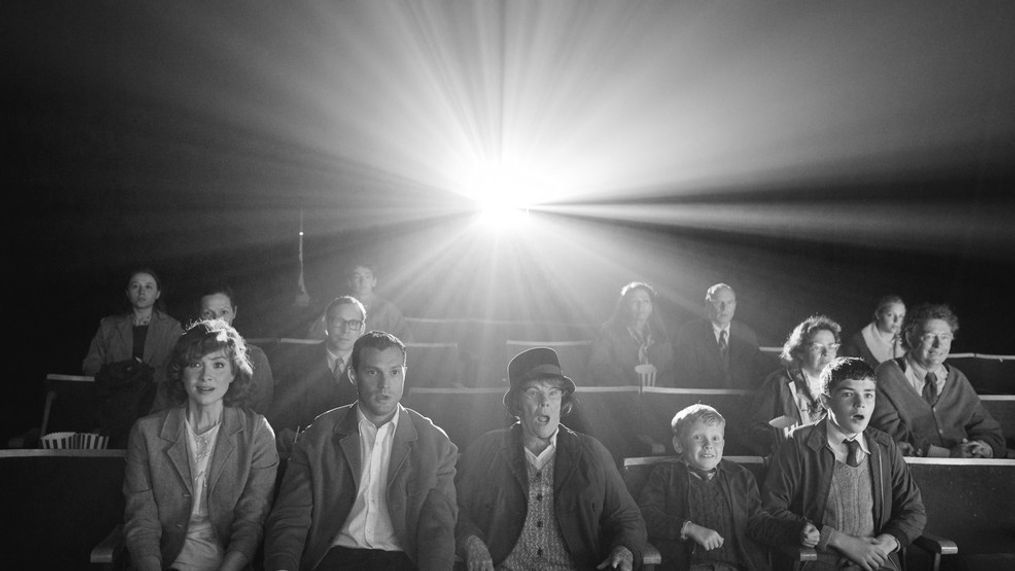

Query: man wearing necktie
[[270, 296, 366, 458], [762, 357, 926, 571], [674, 283, 765, 389], [869, 303, 1004, 458]]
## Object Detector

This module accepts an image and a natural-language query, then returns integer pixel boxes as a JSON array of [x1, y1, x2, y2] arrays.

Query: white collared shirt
[[826, 420, 870, 465], [333, 405, 403, 552], [903, 356, 946, 399], [524, 429, 559, 471]]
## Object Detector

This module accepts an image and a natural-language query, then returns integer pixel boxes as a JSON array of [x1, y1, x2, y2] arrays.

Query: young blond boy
[[638, 404, 809, 570], [762, 357, 926, 570]]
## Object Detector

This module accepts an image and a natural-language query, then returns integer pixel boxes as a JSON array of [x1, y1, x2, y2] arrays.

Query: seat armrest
[[642, 541, 662, 566], [913, 533, 958, 555], [90, 524, 123, 565]]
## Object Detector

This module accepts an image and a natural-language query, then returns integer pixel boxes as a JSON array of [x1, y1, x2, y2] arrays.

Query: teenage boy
[[762, 357, 926, 571]]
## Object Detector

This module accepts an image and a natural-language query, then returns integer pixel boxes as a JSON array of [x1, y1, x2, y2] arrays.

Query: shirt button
[[535, 472, 541, 478], [537, 548, 544, 557], [536, 493, 543, 501], [537, 520, 544, 528]]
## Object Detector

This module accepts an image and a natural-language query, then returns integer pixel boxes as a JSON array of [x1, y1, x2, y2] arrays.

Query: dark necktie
[[922, 371, 938, 405], [718, 330, 729, 359], [333, 358, 345, 381], [845, 438, 862, 467]]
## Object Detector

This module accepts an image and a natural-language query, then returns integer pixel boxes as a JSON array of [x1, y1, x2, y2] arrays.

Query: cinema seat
[[623, 456, 958, 571]]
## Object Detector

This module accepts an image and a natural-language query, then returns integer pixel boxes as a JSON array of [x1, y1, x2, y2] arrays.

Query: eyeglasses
[[807, 343, 840, 355], [918, 333, 954, 345], [333, 319, 364, 331]]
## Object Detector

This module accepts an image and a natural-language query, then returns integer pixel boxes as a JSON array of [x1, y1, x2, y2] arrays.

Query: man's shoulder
[[302, 404, 354, 435], [730, 320, 759, 343], [863, 426, 896, 448], [403, 406, 454, 443]]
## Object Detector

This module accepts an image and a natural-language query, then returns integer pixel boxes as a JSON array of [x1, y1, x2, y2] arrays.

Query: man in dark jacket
[[455, 347, 647, 570]]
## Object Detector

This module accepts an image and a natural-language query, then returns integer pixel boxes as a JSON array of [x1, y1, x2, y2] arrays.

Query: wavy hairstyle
[[780, 315, 842, 366], [165, 319, 254, 407]]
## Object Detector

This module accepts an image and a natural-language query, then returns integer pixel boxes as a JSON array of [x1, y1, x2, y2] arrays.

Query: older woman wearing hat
[[455, 347, 647, 571]]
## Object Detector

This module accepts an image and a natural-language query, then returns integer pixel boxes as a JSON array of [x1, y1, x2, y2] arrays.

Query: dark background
[[5, 1, 1015, 441]]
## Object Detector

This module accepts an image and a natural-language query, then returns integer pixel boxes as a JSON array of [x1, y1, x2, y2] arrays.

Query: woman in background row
[[82, 268, 183, 388], [124, 320, 278, 571], [842, 294, 907, 368], [746, 315, 842, 456], [588, 281, 675, 386]]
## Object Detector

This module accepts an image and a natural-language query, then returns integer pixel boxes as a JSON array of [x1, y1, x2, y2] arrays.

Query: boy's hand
[[871, 534, 898, 558], [833, 534, 888, 571], [463, 535, 494, 571], [964, 440, 993, 458], [800, 522, 819, 547], [595, 546, 633, 571], [687, 523, 724, 551]]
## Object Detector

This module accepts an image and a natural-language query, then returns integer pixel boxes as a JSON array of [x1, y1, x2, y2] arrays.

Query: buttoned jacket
[[761, 419, 926, 567], [123, 406, 279, 567], [872, 358, 1005, 457], [455, 423, 646, 569], [83, 310, 183, 386], [673, 318, 764, 389], [264, 404, 458, 571]]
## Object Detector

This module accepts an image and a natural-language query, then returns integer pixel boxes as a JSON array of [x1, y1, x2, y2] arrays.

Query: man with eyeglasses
[[871, 303, 1004, 458], [270, 296, 367, 458]]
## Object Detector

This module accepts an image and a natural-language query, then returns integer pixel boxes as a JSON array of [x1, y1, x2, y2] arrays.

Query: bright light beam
[[463, 159, 547, 230]]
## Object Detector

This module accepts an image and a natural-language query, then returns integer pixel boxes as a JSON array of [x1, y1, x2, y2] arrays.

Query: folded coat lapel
[[505, 425, 529, 492], [388, 408, 417, 487], [161, 409, 193, 495], [553, 430, 580, 495], [336, 406, 362, 488], [116, 317, 133, 360], [208, 408, 239, 494]]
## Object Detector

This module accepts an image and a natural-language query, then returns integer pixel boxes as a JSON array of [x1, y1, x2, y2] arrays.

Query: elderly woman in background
[[588, 281, 675, 386], [842, 294, 907, 367], [124, 320, 278, 571], [746, 315, 842, 456], [83, 268, 183, 386]]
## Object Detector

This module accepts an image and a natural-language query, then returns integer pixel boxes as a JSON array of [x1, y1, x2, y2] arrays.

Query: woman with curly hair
[[746, 315, 842, 456], [124, 320, 278, 571]]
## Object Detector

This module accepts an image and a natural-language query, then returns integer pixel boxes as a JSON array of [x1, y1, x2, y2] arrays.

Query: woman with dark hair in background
[[124, 320, 278, 571], [842, 294, 907, 367], [746, 315, 842, 456], [588, 281, 675, 386], [82, 268, 183, 386]]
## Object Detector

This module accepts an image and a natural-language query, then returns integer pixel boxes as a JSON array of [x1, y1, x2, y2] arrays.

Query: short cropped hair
[[902, 303, 959, 349], [325, 296, 367, 323], [705, 283, 735, 303], [820, 357, 876, 397], [874, 294, 904, 317], [671, 404, 726, 438], [350, 330, 406, 372], [504, 376, 577, 418], [780, 315, 842, 365], [200, 283, 236, 305], [166, 319, 254, 407]]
